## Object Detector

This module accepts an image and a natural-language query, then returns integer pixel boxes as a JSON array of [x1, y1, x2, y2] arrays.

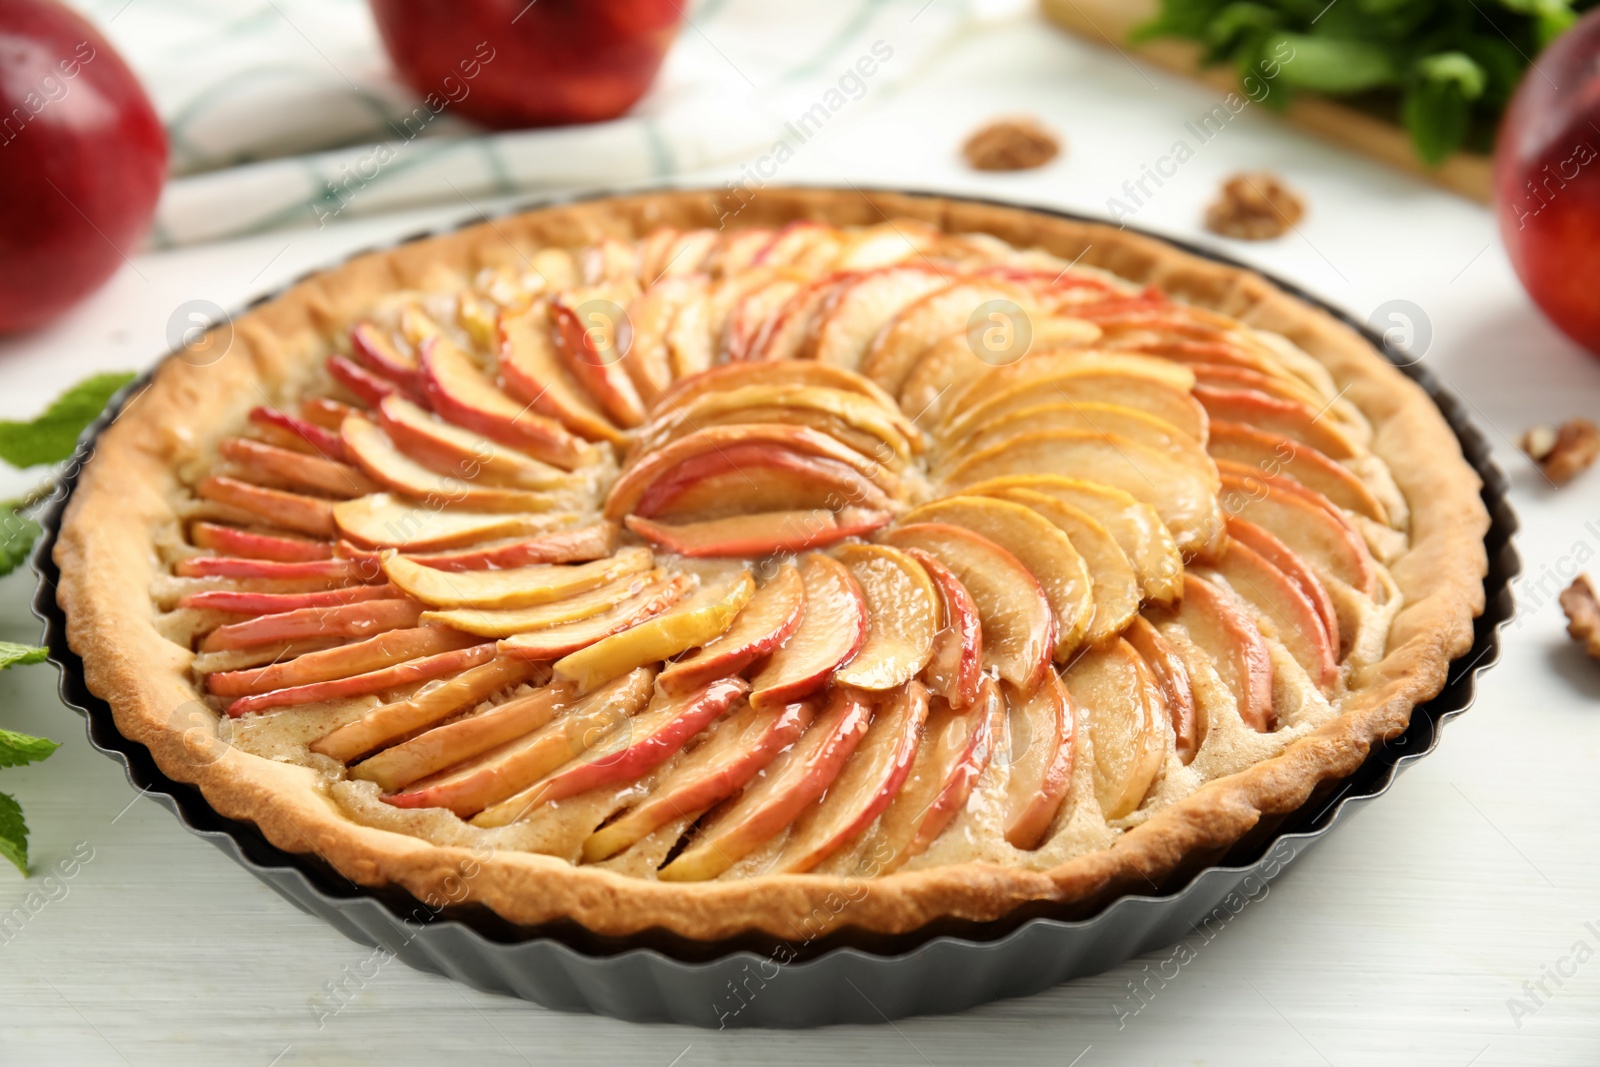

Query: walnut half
[[1560, 576, 1600, 659], [1203, 171, 1305, 241], [962, 117, 1060, 172], [1518, 418, 1600, 486]]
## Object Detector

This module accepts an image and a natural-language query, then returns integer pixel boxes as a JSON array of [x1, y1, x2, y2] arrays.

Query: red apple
[[0, 0, 166, 333], [368, 0, 683, 130], [1495, 10, 1600, 355]]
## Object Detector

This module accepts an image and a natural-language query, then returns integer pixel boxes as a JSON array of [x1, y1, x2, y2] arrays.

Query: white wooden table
[[2, 10, 1598, 1066]]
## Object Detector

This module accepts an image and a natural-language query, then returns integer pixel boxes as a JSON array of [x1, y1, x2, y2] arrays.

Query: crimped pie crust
[[54, 188, 1488, 940]]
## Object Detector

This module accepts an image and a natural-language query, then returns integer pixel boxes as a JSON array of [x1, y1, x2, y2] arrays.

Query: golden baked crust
[[54, 188, 1488, 940]]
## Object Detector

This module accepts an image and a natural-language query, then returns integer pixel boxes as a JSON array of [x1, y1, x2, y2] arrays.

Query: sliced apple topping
[[937, 402, 1215, 486], [1210, 538, 1337, 692], [190, 522, 333, 562], [657, 685, 872, 882], [942, 351, 1197, 431], [1062, 639, 1167, 821], [177, 583, 400, 615], [1194, 386, 1357, 460], [328, 353, 403, 408], [196, 476, 337, 539], [1227, 516, 1340, 659], [907, 548, 983, 709], [198, 597, 422, 652], [497, 573, 692, 661], [381, 545, 653, 610], [375, 395, 576, 491], [349, 321, 423, 395], [496, 305, 626, 445], [421, 570, 667, 638], [1165, 574, 1274, 732], [332, 494, 579, 552], [1208, 421, 1386, 523], [860, 280, 1043, 396], [419, 334, 589, 470], [549, 291, 648, 428], [634, 384, 917, 467], [393, 521, 619, 572], [628, 444, 892, 523], [658, 563, 805, 696], [652, 361, 906, 429], [1123, 615, 1201, 764], [1217, 464, 1377, 596], [999, 671, 1076, 849], [749, 554, 869, 710], [625, 508, 892, 559], [882, 522, 1055, 691], [830, 544, 939, 691], [206, 624, 480, 698], [219, 437, 374, 499], [224, 640, 497, 718], [811, 265, 949, 370], [342, 411, 560, 513]]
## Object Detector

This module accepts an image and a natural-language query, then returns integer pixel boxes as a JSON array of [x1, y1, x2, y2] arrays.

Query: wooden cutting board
[[1040, 0, 1493, 203]]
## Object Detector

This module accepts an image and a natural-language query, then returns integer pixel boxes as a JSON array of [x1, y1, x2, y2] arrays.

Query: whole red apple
[[369, 0, 683, 130], [1494, 10, 1600, 356], [0, 0, 166, 334]]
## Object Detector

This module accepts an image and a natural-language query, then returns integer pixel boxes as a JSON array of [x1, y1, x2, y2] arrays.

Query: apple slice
[[1169, 574, 1274, 732], [207, 625, 480, 698], [341, 412, 560, 513], [722, 273, 806, 361], [811, 266, 949, 370], [176, 583, 400, 614], [196, 476, 338, 539], [1194, 386, 1357, 460], [859, 280, 1041, 395], [332, 493, 576, 551], [1217, 464, 1377, 596], [421, 570, 665, 638], [938, 402, 1215, 485], [832, 220, 939, 270], [748, 274, 850, 363], [869, 679, 1003, 871], [770, 681, 931, 873], [905, 548, 982, 709], [581, 699, 811, 863], [419, 335, 589, 470], [882, 523, 1054, 692], [381, 545, 653, 610], [301, 396, 360, 430], [225, 642, 497, 718], [658, 563, 805, 696], [900, 496, 1087, 660], [749, 553, 869, 709], [830, 544, 938, 691], [657, 685, 871, 881], [939, 430, 1227, 561], [894, 318, 1105, 427], [550, 291, 648, 428], [983, 488, 1141, 644], [218, 437, 375, 499], [497, 574, 692, 660], [580, 236, 639, 284], [619, 275, 707, 405], [497, 305, 627, 444], [387, 521, 617, 574], [1207, 421, 1386, 523], [471, 677, 749, 827], [630, 445, 892, 523], [652, 361, 906, 429], [247, 407, 351, 462], [329, 353, 402, 408], [636, 384, 916, 467], [313, 657, 544, 765], [1226, 515, 1340, 658], [703, 226, 774, 275], [349, 321, 423, 394], [1210, 540, 1337, 692], [664, 285, 715, 380], [954, 475, 1183, 605], [942, 350, 1195, 427], [1123, 615, 1200, 764], [552, 572, 755, 692], [384, 668, 655, 816], [199, 597, 422, 652], [624, 508, 891, 559], [999, 671, 1076, 849], [752, 220, 844, 270], [190, 522, 332, 562], [175, 555, 371, 581], [375, 395, 576, 491], [1061, 639, 1167, 820]]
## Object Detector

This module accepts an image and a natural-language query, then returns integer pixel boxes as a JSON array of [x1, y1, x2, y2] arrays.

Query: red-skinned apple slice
[[581, 699, 812, 863], [1061, 639, 1167, 820], [177, 583, 401, 615], [341, 411, 560, 513], [832, 220, 939, 270], [175, 555, 373, 581], [658, 563, 805, 696], [831, 544, 939, 691], [894, 318, 1105, 428], [419, 335, 589, 470], [1193, 386, 1357, 460], [375, 395, 575, 490], [905, 547, 982, 709], [247, 407, 351, 462], [749, 553, 869, 710], [723, 274, 806, 362], [1169, 574, 1274, 732], [207, 625, 480, 698], [199, 597, 422, 652], [196, 476, 338, 538], [218, 437, 376, 499], [748, 273, 849, 363], [859, 280, 1042, 395], [630, 445, 893, 522], [497, 305, 627, 444], [314, 657, 544, 765], [382, 521, 619, 572], [1210, 539, 1337, 691], [625, 508, 891, 559], [1123, 615, 1200, 764], [619, 275, 707, 405], [657, 685, 871, 882], [497, 574, 692, 660], [770, 681, 931, 873], [421, 570, 666, 638], [941, 364, 1204, 446], [652, 362, 907, 431], [1216, 463, 1377, 596], [882, 523, 1054, 691], [1226, 515, 1340, 658], [471, 677, 749, 827], [550, 291, 647, 428], [225, 641, 496, 718], [999, 671, 1075, 849], [811, 265, 948, 370], [752, 220, 844, 271], [190, 522, 332, 562], [332, 494, 577, 551], [937, 402, 1213, 485], [703, 227, 773, 276], [349, 321, 423, 395], [1207, 421, 1386, 523], [301, 396, 359, 430], [382, 545, 653, 610], [328, 353, 402, 408]]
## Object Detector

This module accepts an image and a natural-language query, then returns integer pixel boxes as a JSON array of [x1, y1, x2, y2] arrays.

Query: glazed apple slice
[[498, 574, 692, 660], [471, 677, 749, 827], [939, 430, 1227, 561], [381, 545, 653, 610], [385, 668, 655, 816], [811, 265, 949, 370], [314, 657, 545, 765], [940, 370, 1207, 447], [1194, 386, 1357, 460], [1217, 464, 1377, 596], [999, 671, 1076, 849], [218, 437, 376, 499], [421, 570, 666, 638], [624, 508, 891, 559], [497, 305, 627, 444], [1170, 574, 1274, 732], [190, 522, 332, 562], [749, 553, 869, 710], [832, 220, 939, 270], [329, 353, 402, 408], [636, 384, 916, 467], [177, 583, 400, 614], [1226, 515, 1340, 658], [658, 563, 805, 696], [752, 220, 844, 270], [393, 521, 619, 573], [859, 280, 1042, 395], [419, 335, 589, 470], [333, 493, 576, 551], [553, 572, 755, 692], [375, 395, 576, 490], [882, 523, 1055, 692], [652, 362, 906, 429], [225, 641, 496, 718], [723, 274, 806, 361], [198, 597, 422, 652], [174, 555, 371, 582], [246, 408, 351, 462], [550, 290, 648, 428], [342, 412, 558, 513], [938, 402, 1215, 486], [657, 685, 872, 882], [630, 445, 893, 522], [942, 351, 1195, 428], [581, 699, 812, 863], [618, 275, 707, 404], [1210, 540, 1337, 692], [1123, 615, 1200, 765], [702, 227, 773, 276], [1207, 421, 1386, 523], [900, 496, 1088, 660], [894, 318, 1105, 428], [579, 236, 639, 284], [748, 274, 850, 363], [904, 547, 983, 709], [831, 544, 939, 691], [1061, 639, 1167, 820], [870, 678, 1003, 871], [301, 396, 359, 430], [349, 321, 424, 395], [207, 625, 481, 698], [770, 681, 931, 873], [196, 476, 337, 539]]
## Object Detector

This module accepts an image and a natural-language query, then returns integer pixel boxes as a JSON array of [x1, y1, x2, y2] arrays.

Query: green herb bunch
[[0, 371, 135, 873], [1133, 0, 1600, 164]]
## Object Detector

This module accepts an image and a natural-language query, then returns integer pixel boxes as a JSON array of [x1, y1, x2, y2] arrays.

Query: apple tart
[[56, 189, 1488, 940]]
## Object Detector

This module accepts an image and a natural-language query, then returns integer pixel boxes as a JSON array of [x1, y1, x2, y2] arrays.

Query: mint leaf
[[0, 791, 27, 874], [0, 729, 58, 769], [1405, 53, 1488, 166], [0, 510, 41, 580], [0, 371, 136, 469], [0, 643, 46, 671]]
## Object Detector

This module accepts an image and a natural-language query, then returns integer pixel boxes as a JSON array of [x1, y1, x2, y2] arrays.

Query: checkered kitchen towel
[[76, 0, 1016, 247]]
